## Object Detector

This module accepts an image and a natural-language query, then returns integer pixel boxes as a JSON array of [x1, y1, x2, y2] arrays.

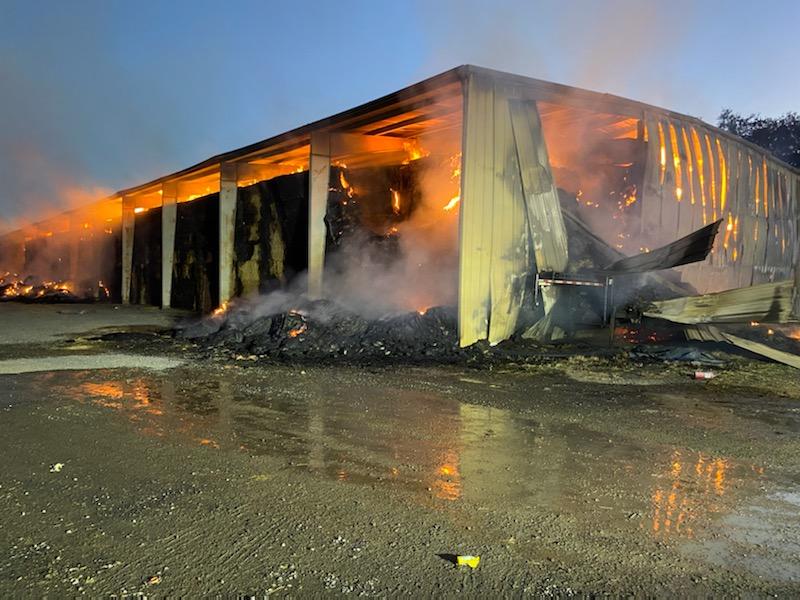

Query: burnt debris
[[177, 299, 470, 362]]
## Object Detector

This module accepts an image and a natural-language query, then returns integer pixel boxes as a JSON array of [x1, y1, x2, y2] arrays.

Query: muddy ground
[[1, 305, 800, 596]]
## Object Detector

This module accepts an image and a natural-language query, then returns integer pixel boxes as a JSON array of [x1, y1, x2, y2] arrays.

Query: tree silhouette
[[718, 109, 800, 169]]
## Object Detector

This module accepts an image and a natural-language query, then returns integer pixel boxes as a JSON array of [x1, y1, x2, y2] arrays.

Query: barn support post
[[161, 181, 178, 308], [121, 196, 135, 304], [219, 162, 238, 307], [68, 216, 80, 286], [308, 131, 331, 298]]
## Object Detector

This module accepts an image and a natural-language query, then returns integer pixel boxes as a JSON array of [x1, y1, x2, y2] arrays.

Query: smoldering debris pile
[[176, 296, 547, 363]]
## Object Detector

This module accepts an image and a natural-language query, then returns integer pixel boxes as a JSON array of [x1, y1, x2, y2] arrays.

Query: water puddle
[[15, 364, 800, 581]]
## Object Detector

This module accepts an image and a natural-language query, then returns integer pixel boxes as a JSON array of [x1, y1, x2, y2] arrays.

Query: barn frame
[[2, 65, 798, 347]]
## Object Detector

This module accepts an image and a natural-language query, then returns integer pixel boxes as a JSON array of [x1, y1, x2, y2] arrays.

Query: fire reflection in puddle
[[56, 375, 221, 449], [37, 367, 777, 542], [649, 449, 765, 539], [432, 449, 461, 501]]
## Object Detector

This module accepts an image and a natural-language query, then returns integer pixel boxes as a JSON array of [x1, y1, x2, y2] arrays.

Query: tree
[[718, 109, 800, 169]]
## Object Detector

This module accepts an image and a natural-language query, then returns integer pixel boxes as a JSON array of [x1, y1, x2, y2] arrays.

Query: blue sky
[[1, 0, 798, 227]]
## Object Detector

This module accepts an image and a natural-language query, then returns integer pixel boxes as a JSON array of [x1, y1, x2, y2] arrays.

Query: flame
[[133, 207, 146, 214], [443, 195, 460, 211], [390, 188, 401, 214], [402, 140, 429, 164], [211, 301, 228, 318], [618, 184, 637, 209], [691, 128, 707, 224], [450, 152, 462, 180], [339, 170, 355, 198], [669, 123, 683, 201], [681, 128, 696, 205], [705, 134, 718, 220], [1, 275, 73, 299], [723, 213, 734, 251], [786, 327, 800, 341], [288, 323, 307, 338]]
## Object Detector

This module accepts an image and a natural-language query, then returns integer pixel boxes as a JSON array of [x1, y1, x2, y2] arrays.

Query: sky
[[1, 0, 798, 230]]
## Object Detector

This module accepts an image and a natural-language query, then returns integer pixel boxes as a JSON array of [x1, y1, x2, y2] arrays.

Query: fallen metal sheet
[[685, 324, 800, 369], [644, 280, 796, 324], [605, 219, 722, 274], [561, 209, 693, 298]]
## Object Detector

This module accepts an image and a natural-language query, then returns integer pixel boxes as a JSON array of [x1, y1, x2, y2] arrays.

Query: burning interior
[[1, 66, 799, 361]]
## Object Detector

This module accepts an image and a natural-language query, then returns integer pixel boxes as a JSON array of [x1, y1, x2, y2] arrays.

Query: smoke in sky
[[2, 0, 798, 235]]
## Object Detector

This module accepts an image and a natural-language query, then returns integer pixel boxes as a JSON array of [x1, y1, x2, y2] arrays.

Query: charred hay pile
[[176, 298, 548, 364]]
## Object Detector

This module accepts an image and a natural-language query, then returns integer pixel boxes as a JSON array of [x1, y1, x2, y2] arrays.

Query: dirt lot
[[1, 305, 799, 596]]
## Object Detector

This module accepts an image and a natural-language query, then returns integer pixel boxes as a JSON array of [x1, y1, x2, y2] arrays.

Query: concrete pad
[[0, 353, 182, 374], [0, 303, 189, 345]]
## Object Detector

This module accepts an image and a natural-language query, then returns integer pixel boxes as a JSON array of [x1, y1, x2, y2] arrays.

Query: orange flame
[[402, 140, 429, 164], [211, 301, 228, 318], [390, 188, 401, 214], [443, 195, 460, 211], [288, 323, 307, 338], [339, 170, 355, 198]]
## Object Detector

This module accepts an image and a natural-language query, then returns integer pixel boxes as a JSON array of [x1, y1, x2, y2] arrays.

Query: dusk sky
[[1, 0, 798, 229]]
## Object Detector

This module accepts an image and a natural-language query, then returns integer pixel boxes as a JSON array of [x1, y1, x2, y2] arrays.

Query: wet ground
[[1, 306, 800, 595]]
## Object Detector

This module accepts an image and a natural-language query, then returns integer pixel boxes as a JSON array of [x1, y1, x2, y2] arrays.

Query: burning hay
[[0, 273, 89, 303]]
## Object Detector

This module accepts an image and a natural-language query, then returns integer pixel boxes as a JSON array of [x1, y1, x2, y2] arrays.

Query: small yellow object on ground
[[456, 555, 481, 569]]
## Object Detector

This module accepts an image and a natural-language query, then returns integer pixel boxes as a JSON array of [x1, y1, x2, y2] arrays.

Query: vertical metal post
[[161, 181, 178, 308], [121, 196, 135, 304], [308, 131, 330, 298], [219, 162, 238, 307]]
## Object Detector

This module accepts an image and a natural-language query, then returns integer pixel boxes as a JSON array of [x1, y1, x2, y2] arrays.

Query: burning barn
[[1, 65, 799, 349]]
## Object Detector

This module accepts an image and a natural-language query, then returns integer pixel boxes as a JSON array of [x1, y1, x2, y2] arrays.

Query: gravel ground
[[1, 303, 799, 596]]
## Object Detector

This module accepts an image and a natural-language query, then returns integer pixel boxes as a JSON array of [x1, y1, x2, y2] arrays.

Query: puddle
[[14, 363, 800, 582], [683, 488, 800, 582]]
